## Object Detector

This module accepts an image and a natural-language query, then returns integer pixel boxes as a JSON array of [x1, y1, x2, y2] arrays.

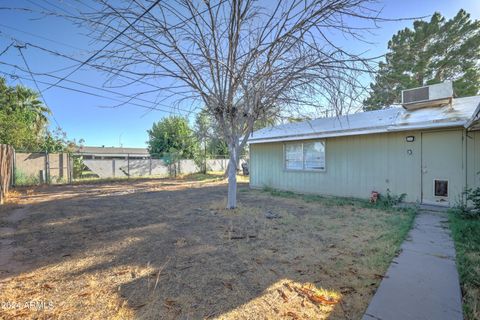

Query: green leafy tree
[[0, 77, 79, 153], [0, 106, 39, 150], [193, 109, 237, 174], [13, 87, 50, 133], [365, 10, 480, 110], [208, 138, 229, 158], [0, 77, 50, 134], [40, 127, 79, 153], [0, 77, 53, 149], [147, 116, 198, 159], [193, 109, 212, 173]]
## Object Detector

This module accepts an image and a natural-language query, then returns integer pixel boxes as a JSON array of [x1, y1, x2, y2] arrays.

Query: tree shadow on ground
[[0, 180, 394, 319]]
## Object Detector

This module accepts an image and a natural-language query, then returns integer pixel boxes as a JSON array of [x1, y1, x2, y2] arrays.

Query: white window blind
[[285, 140, 325, 171], [285, 143, 303, 170], [303, 141, 325, 170]]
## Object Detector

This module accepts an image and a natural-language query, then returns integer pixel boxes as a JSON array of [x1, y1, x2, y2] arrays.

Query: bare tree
[[67, 0, 382, 208], [317, 69, 368, 117]]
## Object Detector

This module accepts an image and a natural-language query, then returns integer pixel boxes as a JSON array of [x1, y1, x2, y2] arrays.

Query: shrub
[[14, 169, 40, 186], [453, 187, 480, 219], [465, 187, 480, 210], [380, 190, 406, 206], [72, 156, 86, 179], [375, 189, 407, 209]]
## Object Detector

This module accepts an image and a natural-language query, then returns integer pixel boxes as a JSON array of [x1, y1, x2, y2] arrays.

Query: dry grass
[[0, 177, 414, 319]]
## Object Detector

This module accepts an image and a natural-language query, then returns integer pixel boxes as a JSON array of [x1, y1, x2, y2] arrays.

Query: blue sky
[[0, 0, 479, 148]]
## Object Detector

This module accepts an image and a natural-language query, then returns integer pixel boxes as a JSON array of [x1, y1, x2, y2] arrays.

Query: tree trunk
[[223, 151, 240, 178], [227, 145, 238, 209], [204, 143, 207, 174]]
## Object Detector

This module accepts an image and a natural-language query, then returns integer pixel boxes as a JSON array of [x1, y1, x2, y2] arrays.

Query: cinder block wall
[[48, 153, 69, 183], [15, 153, 70, 184], [82, 158, 246, 178]]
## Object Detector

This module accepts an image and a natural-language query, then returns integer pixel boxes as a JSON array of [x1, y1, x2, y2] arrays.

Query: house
[[248, 82, 480, 206], [74, 146, 150, 160]]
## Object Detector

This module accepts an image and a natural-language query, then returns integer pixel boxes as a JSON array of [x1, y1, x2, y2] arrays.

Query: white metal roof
[[249, 95, 480, 144]]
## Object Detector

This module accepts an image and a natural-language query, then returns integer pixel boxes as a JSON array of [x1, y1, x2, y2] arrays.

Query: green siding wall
[[467, 130, 480, 189], [420, 130, 465, 205], [250, 129, 470, 204]]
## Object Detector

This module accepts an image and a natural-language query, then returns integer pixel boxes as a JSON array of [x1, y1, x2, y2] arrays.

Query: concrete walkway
[[363, 209, 464, 320]]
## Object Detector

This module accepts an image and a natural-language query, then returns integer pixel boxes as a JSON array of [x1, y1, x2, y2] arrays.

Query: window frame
[[284, 142, 304, 171], [283, 140, 326, 172]]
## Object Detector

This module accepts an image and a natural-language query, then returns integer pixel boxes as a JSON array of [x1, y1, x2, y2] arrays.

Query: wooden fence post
[[0, 145, 14, 205], [44, 151, 50, 185], [127, 154, 130, 178], [67, 154, 73, 183], [11, 148, 16, 187]]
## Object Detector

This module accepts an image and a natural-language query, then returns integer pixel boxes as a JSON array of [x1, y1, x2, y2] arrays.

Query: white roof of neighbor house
[[249, 95, 480, 144], [75, 146, 149, 156]]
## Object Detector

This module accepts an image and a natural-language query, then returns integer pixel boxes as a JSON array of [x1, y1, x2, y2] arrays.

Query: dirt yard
[[0, 175, 414, 319]]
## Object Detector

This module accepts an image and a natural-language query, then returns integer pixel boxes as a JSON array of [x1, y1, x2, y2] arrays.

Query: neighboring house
[[74, 146, 239, 179], [249, 82, 480, 206], [74, 146, 150, 159], [74, 146, 151, 178]]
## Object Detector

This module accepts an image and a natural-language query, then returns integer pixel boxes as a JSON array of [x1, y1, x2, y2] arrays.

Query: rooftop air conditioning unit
[[401, 81, 453, 110]]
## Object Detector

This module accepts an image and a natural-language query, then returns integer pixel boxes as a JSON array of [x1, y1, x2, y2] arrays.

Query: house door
[[421, 130, 463, 206]]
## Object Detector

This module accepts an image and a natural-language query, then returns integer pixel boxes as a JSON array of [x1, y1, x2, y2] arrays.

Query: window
[[434, 180, 448, 197], [303, 141, 325, 170], [285, 140, 325, 171], [285, 143, 303, 170]]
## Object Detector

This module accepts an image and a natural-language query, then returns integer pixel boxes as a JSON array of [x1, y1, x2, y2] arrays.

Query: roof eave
[[465, 100, 480, 129], [248, 121, 466, 144]]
